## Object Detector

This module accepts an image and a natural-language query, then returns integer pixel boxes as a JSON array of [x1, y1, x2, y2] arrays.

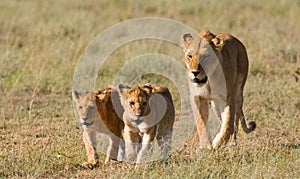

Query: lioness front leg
[[82, 130, 99, 168], [212, 98, 235, 149], [192, 96, 211, 149]]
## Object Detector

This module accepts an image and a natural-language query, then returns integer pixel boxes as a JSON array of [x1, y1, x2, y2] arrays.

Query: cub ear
[[211, 36, 224, 49], [181, 33, 194, 50], [142, 84, 153, 94], [95, 91, 107, 102], [118, 84, 130, 96], [94, 90, 101, 99], [72, 90, 81, 100]]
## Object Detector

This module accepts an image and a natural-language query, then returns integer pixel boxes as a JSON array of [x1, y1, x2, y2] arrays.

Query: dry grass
[[0, 0, 299, 178]]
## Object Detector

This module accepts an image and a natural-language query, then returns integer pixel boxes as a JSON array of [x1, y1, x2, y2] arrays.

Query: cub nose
[[191, 70, 200, 76], [81, 117, 88, 121]]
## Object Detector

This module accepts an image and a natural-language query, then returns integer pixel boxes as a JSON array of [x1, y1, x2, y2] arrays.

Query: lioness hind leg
[[235, 82, 256, 134], [231, 92, 244, 146], [230, 113, 239, 146], [212, 99, 235, 149]]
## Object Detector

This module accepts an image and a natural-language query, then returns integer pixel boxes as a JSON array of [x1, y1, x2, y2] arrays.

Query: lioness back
[[181, 30, 256, 149]]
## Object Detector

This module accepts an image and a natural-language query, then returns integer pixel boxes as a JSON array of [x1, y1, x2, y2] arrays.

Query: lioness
[[181, 30, 256, 149], [118, 84, 175, 163], [72, 87, 124, 168]]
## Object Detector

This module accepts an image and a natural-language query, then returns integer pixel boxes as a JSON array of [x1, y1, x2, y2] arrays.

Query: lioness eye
[[201, 54, 210, 60], [187, 54, 193, 59], [130, 101, 135, 106], [142, 102, 147, 106], [79, 106, 83, 110]]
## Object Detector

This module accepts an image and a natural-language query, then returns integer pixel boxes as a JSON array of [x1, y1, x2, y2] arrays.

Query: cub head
[[118, 84, 153, 124], [181, 30, 224, 86], [72, 91, 98, 126]]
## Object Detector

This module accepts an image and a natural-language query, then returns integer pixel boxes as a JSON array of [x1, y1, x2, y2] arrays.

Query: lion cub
[[72, 87, 124, 168], [118, 84, 175, 163]]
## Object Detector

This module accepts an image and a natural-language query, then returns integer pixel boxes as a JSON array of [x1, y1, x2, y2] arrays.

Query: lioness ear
[[118, 84, 130, 96], [198, 30, 215, 42], [181, 33, 194, 50], [211, 36, 224, 49], [72, 90, 81, 100]]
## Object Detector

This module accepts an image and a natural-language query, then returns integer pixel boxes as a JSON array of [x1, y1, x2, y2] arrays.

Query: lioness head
[[181, 30, 224, 86], [118, 84, 153, 124]]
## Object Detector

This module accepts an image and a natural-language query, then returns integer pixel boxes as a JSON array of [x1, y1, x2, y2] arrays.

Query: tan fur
[[72, 87, 124, 168], [118, 84, 175, 163], [182, 30, 256, 149]]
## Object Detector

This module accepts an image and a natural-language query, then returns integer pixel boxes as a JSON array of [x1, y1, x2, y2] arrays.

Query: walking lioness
[[73, 87, 124, 168], [118, 84, 175, 163], [181, 30, 256, 149]]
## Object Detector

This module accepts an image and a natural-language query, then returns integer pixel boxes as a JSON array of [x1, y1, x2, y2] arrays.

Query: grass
[[0, 0, 299, 178]]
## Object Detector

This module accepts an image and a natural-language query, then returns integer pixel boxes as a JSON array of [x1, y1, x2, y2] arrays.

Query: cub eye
[[89, 106, 95, 110], [187, 54, 193, 60], [79, 106, 83, 110], [142, 102, 147, 106], [130, 101, 135, 106]]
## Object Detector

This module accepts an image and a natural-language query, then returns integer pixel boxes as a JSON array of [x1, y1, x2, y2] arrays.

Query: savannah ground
[[0, 0, 299, 178]]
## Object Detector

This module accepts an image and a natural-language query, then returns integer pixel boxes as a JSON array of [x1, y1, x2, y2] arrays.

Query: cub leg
[[118, 138, 125, 162], [105, 135, 120, 164], [157, 131, 172, 157], [124, 126, 140, 163], [82, 130, 99, 168], [136, 128, 156, 163]]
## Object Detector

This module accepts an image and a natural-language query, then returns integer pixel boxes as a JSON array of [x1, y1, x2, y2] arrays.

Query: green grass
[[0, 0, 299, 178]]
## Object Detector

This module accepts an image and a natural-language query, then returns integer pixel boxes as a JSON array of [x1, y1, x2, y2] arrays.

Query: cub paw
[[82, 161, 99, 169], [229, 141, 237, 147], [104, 157, 120, 164], [199, 141, 213, 150]]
